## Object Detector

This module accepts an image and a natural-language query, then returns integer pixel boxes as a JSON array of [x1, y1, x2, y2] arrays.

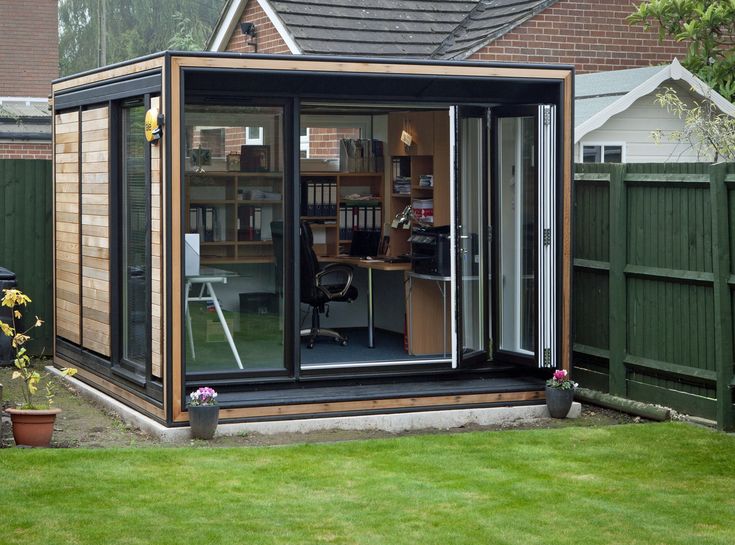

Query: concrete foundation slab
[[49, 366, 581, 442]]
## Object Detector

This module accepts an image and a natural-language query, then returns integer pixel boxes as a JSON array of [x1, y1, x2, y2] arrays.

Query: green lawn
[[1, 423, 734, 544]]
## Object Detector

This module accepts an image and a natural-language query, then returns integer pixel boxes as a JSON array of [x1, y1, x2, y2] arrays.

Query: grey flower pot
[[545, 386, 574, 418], [189, 404, 219, 439]]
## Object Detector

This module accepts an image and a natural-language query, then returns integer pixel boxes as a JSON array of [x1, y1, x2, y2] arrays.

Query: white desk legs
[[185, 280, 244, 370], [185, 281, 196, 358], [205, 282, 243, 370], [367, 268, 375, 348]]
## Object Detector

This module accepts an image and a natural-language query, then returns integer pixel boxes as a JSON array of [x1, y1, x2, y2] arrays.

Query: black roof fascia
[[182, 66, 565, 107], [54, 72, 162, 110]]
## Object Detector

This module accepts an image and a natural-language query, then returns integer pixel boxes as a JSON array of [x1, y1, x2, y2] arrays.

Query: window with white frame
[[300, 126, 309, 158], [246, 126, 264, 145], [581, 143, 624, 163]]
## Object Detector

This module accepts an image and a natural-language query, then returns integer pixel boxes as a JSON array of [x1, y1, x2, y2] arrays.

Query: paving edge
[[48, 366, 581, 442]]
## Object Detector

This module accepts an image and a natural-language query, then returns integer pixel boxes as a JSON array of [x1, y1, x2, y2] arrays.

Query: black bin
[[239, 292, 276, 315], [0, 267, 17, 365]]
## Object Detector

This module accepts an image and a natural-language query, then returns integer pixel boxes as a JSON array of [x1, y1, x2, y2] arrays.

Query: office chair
[[299, 221, 358, 348]]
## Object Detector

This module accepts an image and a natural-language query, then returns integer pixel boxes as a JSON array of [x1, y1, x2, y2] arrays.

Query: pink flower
[[553, 370, 567, 381]]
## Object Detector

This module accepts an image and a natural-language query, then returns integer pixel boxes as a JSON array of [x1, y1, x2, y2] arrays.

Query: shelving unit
[[300, 171, 384, 257], [185, 171, 283, 264], [387, 110, 451, 356], [387, 110, 450, 257]]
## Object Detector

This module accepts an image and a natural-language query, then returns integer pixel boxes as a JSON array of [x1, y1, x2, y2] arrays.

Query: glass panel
[[299, 120, 363, 167], [582, 145, 601, 163], [184, 105, 285, 373], [122, 103, 148, 369], [604, 145, 622, 163], [498, 116, 536, 355], [458, 115, 485, 355]]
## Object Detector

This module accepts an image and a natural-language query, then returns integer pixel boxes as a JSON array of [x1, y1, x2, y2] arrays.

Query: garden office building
[[51, 52, 573, 426]]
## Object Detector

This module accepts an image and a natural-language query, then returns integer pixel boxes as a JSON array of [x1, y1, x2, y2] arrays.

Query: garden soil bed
[[1, 364, 647, 448]]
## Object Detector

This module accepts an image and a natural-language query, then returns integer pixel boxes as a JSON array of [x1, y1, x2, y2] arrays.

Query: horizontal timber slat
[[81, 107, 108, 121], [573, 343, 610, 360], [624, 264, 714, 285], [56, 289, 79, 305], [624, 354, 717, 382], [574, 173, 610, 182], [57, 328, 80, 344], [206, 390, 546, 422], [573, 258, 610, 271], [624, 173, 710, 186]]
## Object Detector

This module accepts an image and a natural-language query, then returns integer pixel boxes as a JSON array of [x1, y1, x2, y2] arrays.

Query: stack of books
[[419, 174, 433, 188], [393, 176, 411, 194]]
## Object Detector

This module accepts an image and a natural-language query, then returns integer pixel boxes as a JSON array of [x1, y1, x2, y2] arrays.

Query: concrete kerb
[[48, 366, 581, 442]]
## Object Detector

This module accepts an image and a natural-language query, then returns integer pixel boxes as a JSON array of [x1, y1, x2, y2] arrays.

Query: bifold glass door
[[493, 106, 557, 368], [451, 106, 489, 368]]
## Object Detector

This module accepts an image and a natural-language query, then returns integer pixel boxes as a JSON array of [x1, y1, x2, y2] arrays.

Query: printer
[[408, 225, 451, 276]]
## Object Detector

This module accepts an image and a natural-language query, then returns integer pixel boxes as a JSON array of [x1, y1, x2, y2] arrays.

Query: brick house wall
[[308, 128, 361, 159], [225, 0, 291, 54], [0, 0, 59, 97], [469, 0, 688, 72], [219, 0, 691, 160], [0, 0, 57, 159], [0, 142, 52, 160]]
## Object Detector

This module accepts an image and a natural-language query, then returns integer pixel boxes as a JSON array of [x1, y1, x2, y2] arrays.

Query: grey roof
[[0, 99, 51, 140], [261, 0, 559, 58], [574, 65, 666, 127], [434, 0, 558, 59], [0, 100, 50, 121]]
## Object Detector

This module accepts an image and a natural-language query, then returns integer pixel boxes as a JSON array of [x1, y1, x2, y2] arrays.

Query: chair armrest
[[315, 264, 354, 299]]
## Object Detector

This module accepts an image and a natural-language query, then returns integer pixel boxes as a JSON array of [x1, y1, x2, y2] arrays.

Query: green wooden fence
[[574, 162, 735, 430], [0, 159, 53, 356]]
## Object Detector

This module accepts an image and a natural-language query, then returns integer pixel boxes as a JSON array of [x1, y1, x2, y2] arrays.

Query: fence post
[[709, 163, 734, 431], [608, 163, 627, 397]]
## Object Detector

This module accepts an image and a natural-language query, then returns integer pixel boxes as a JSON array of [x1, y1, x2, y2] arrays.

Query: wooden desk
[[327, 256, 411, 348]]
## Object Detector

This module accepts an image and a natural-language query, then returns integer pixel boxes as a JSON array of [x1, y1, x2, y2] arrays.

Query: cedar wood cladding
[[55, 106, 112, 356], [80, 106, 111, 357], [54, 99, 163, 377], [55, 110, 81, 344]]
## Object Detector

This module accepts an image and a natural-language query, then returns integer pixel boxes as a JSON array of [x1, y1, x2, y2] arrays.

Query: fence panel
[[0, 159, 53, 355], [573, 162, 734, 430], [573, 166, 612, 391]]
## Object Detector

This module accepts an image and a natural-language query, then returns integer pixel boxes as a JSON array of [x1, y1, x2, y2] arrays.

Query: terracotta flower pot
[[545, 386, 574, 419], [6, 407, 62, 447]]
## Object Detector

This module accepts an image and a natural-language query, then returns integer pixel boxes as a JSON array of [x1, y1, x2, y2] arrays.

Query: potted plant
[[188, 386, 219, 439], [545, 369, 577, 418], [1, 289, 76, 446]]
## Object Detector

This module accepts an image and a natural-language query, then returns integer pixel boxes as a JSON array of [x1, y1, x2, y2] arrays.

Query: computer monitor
[[184, 233, 200, 276], [349, 230, 381, 257]]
